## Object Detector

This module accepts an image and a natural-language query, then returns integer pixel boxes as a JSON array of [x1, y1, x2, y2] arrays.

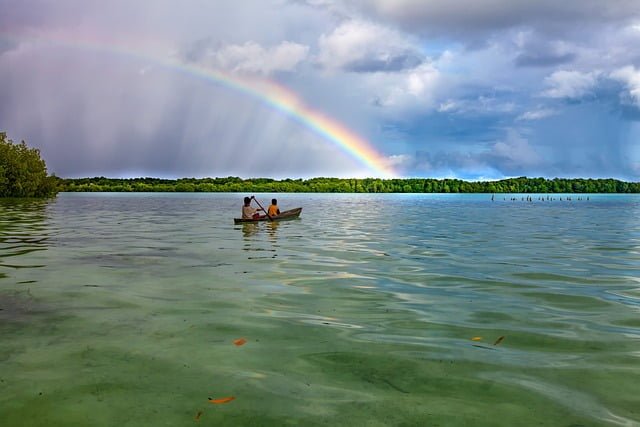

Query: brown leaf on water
[[493, 336, 505, 346], [208, 396, 235, 404], [233, 338, 247, 346], [471, 337, 482, 341], [194, 411, 203, 421]]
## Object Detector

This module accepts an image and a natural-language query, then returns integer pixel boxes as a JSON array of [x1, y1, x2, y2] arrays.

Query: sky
[[1, 0, 640, 180]]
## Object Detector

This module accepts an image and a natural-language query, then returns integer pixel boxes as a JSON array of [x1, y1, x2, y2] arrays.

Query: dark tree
[[0, 132, 58, 198]]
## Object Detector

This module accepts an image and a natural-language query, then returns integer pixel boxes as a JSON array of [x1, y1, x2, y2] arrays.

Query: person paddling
[[242, 196, 264, 219]]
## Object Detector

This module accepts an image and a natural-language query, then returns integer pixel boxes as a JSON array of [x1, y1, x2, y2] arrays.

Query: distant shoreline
[[56, 177, 639, 193]]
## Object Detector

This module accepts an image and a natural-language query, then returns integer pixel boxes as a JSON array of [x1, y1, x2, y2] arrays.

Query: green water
[[1, 193, 639, 426]]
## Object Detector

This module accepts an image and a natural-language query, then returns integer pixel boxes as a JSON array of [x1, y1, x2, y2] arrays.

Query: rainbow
[[0, 32, 396, 178]]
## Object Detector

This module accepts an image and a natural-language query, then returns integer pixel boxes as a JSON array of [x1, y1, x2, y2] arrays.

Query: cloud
[[2, 0, 640, 180], [508, 30, 581, 68], [391, 128, 543, 178], [365, 62, 444, 113], [610, 65, 640, 107], [183, 40, 309, 75], [317, 20, 424, 72], [391, 149, 487, 177], [515, 52, 575, 67], [0, 39, 369, 178], [488, 129, 541, 169], [0, 39, 18, 56], [541, 70, 600, 99], [437, 96, 516, 116], [385, 153, 416, 170], [512, 36, 576, 68], [348, 0, 640, 38], [517, 108, 556, 121]]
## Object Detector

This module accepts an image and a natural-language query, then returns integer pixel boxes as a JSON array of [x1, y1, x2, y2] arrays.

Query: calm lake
[[1, 192, 639, 426]]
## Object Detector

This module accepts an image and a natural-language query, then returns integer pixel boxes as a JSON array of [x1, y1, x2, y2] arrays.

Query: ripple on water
[[1, 193, 639, 426]]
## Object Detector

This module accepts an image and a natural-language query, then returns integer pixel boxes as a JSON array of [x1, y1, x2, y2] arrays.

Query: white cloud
[[317, 20, 423, 72], [541, 70, 599, 99], [205, 41, 309, 75], [437, 96, 516, 115], [385, 154, 415, 169], [369, 62, 443, 111], [437, 100, 458, 113], [610, 65, 640, 106], [489, 129, 541, 168], [517, 108, 556, 120]]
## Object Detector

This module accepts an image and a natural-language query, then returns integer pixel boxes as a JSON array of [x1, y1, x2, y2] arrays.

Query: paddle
[[251, 196, 273, 221]]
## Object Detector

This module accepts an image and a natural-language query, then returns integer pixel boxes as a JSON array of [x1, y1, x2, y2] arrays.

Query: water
[[1, 193, 639, 426]]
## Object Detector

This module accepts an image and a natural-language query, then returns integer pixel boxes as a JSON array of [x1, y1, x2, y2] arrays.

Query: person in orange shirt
[[267, 198, 280, 217]]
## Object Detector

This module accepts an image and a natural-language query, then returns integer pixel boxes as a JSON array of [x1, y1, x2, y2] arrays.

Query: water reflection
[[238, 221, 282, 260], [0, 198, 52, 277], [239, 221, 281, 243], [241, 223, 259, 239], [265, 221, 280, 242]]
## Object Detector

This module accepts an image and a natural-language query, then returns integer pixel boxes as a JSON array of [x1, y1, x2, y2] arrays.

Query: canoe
[[234, 207, 302, 224]]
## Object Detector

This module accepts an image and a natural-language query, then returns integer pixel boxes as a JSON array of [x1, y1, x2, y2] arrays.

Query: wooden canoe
[[234, 207, 302, 224]]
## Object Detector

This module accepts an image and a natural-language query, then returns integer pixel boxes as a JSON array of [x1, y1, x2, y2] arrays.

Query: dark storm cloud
[[402, 132, 635, 180], [0, 38, 367, 178], [515, 52, 575, 68], [2, 0, 640, 179], [350, 0, 640, 38], [380, 94, 640, 180], [0, 0, 72, 28], [0, 39, 18, 56], [510, 32, 578, 68]]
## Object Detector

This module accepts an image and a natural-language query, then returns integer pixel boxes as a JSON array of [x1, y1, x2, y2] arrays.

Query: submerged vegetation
[[58, 176, 640, 193], [0, 132, 58, 198]]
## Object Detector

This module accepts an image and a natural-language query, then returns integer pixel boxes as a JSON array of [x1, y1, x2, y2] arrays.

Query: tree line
[[0, 132, 58, 198], [57, 176, 640, 193], [2, 132, 639, 197]]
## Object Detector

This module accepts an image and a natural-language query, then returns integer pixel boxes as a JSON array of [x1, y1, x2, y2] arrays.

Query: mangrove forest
[[0, 132, 58, 198], [57, 176, 640, 193]]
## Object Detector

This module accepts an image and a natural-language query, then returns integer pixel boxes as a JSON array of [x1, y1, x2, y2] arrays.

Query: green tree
[[0, 132, 58, 198], [55, 175, 640, 194]]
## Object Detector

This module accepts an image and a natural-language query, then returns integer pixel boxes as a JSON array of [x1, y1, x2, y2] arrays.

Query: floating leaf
[[233, 338, 247, 346], [194, 411, 203, 421], [208, 396, 235, 404], [493, 336, 505, 346], [471, 337, 482, 341]]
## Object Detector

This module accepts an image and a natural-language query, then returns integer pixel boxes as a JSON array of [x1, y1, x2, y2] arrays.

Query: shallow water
[[1, 192, 639, 426]]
